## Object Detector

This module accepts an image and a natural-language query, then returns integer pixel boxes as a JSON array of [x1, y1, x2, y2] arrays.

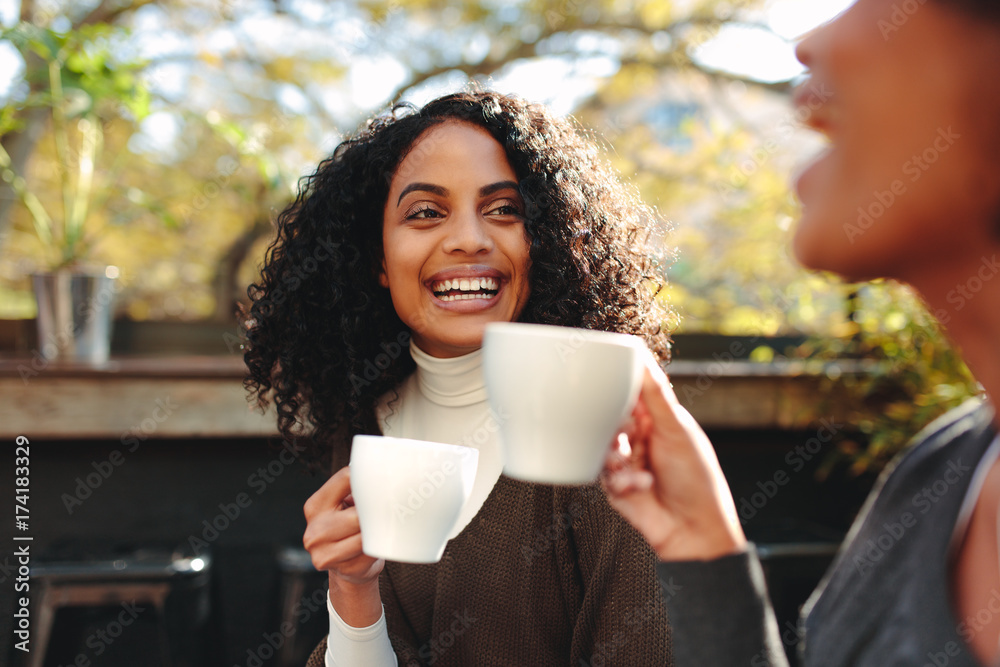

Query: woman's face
[[792, 0, 1000, 283], [380, 120, 532, 358]]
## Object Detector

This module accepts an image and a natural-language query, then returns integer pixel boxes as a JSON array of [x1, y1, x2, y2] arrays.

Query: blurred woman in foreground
[[603, 1, 1000, 665]]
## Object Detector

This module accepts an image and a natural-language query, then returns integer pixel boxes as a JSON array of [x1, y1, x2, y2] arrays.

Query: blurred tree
[[0, 0, 979, 471], [4, 0, 799, 322]]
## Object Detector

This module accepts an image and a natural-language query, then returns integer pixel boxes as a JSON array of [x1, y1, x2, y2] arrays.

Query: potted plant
[[0, 23, 150, 363]]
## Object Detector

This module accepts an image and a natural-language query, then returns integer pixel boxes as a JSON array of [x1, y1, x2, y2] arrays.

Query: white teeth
[[438, 292, 497, 302], [431, 276, 501, 295]]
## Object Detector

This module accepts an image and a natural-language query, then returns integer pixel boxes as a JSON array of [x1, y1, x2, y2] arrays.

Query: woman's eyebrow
[[397, 182, 447, 205], [479, 181, 519, 197]]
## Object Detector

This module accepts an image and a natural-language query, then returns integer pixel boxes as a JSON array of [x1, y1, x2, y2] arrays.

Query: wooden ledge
[[0, 354, 249, 379], [0, 355, 851, 440]]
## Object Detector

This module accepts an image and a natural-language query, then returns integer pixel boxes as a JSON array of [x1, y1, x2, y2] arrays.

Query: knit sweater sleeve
[[656, 547, 788, 667], [560, 484, 674, 666]]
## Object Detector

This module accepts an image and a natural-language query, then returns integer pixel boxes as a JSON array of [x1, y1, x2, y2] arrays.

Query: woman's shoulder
[[883, 397, 995, 485]]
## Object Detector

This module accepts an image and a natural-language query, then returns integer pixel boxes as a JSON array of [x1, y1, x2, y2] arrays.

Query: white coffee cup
[[349, 435, 478, 563], [482, 322, 646, 485]]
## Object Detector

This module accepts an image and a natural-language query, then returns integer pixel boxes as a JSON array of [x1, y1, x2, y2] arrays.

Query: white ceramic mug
[[349, 435, 478, 563], [482, 322, 645, 484]]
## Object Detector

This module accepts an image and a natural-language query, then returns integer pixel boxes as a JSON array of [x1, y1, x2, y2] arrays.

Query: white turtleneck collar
[[409, 342, 488, 407], [376, 339, 503, 544]]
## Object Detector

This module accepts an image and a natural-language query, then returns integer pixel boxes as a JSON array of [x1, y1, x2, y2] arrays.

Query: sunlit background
[[1, 7, 985, 663], [1, 0, 859, 332]]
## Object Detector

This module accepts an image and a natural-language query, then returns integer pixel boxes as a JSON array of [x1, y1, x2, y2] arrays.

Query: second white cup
[[482, 322, 645, 485]]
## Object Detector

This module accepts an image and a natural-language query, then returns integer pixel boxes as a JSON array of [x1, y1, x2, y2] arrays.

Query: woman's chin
[[792, 218, 885, 283], [792, 210, 852, 277]]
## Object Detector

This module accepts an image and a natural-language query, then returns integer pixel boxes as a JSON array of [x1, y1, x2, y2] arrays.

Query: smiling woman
[[243, 91, 673, 666]]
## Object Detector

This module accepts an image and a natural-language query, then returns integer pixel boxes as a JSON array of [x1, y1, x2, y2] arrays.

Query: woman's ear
[[378, 260, 389, 288]]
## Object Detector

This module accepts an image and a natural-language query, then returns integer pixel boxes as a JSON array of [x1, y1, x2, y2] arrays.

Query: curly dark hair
[[244, 90, 671, 473], [938, 0, 1000, 19]]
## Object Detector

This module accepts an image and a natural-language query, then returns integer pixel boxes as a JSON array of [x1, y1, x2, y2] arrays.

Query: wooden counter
[[0, 355, 853, 439], [0, 355, 276, 439]]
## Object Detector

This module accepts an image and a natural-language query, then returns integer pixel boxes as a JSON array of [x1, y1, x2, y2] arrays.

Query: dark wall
[[1, 437, 329, 666], [1, 429, 876, 667]]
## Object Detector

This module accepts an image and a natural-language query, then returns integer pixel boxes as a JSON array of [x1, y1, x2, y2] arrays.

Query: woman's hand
[[601, 351, 748, 561], [303, 466, 385, 626]]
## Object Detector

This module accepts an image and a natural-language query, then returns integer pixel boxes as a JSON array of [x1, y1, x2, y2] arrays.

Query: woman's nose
[[794, 4, 845, 69], [443, 210, 494, 255], [795, 26, 818, 68]]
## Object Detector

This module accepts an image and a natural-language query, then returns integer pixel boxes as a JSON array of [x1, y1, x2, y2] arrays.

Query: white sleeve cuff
[[324, 592, 398, 667]]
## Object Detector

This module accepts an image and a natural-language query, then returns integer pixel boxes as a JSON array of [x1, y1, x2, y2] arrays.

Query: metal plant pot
[[31, 268, 119, 364]]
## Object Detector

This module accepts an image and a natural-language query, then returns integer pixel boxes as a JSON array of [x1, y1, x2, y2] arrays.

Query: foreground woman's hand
[[303, 466, 385, 626], [601, 351, 748, 561]]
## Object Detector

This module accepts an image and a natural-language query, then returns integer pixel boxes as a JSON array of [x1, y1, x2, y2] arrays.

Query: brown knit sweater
[[306, 474, 672, 666]]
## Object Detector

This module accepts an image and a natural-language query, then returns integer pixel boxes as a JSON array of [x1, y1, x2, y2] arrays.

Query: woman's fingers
[[604, 466, 654, 495], [303, 504, 361, 548], [601, 353, 750, 560], [307, 531, 366, 571], [602, 432, 653, 494], [301, 465, 383, 583]]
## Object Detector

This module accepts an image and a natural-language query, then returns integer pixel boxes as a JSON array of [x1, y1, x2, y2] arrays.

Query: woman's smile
[[427, 266, 503, 306]]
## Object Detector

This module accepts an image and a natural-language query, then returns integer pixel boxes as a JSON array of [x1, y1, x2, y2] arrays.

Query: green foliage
[[7, 22, 151, 120], [0, 21, 150, 269], [791, 282, 981, 477]]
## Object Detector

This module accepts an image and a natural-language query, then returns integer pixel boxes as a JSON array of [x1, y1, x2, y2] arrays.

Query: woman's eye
[[487, 202, 523, 217], [407, 207, 443, 220]]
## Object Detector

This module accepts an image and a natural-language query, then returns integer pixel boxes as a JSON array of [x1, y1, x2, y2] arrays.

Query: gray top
[[658, 399, 997, 666]]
